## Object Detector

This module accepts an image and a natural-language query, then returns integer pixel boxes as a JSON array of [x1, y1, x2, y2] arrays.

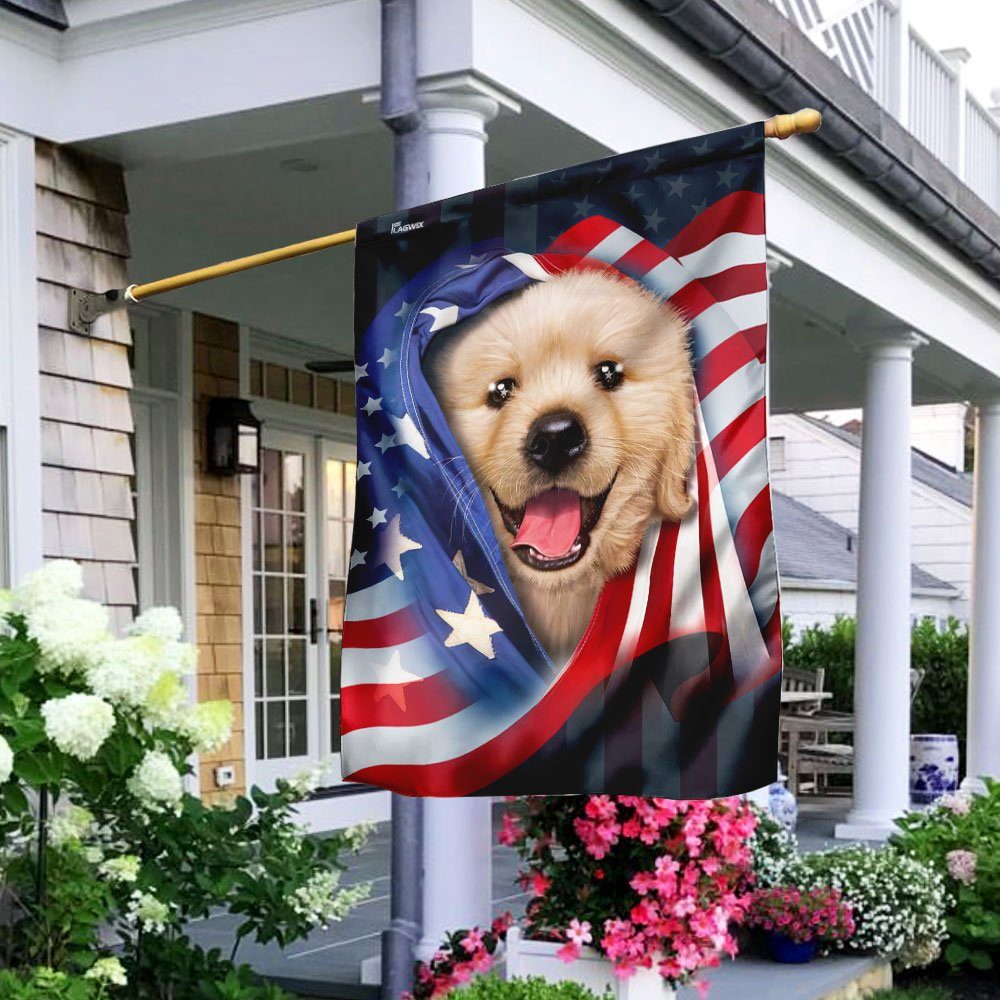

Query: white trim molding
[[0, 126, 42, 581]]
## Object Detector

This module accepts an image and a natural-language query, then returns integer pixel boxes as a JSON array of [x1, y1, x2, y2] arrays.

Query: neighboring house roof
[[772, 491, 955, 593], [798, 415, 973, 508]]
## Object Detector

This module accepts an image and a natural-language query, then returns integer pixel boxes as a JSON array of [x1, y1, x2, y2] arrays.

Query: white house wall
[[771, 414, 972, 610], [781, 580, 960, 635]]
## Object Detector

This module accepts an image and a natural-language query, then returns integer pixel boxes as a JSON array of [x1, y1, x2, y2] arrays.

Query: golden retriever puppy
[[430, 268, 694, 663]]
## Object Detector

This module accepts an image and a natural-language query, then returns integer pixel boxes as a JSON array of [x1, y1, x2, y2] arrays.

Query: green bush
[[460, 977, 609, 1000], [892, 779, 1000, 973], [783, 616, 969, 752], [0, 968, 101, 999]]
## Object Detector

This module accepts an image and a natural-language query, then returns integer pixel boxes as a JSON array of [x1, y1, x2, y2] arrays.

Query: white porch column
[[416, 74, 517, 959], [966, 401, 1000, 785], [836, 334, 920, 841]]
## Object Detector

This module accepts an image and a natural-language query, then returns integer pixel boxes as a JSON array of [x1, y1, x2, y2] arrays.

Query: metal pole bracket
[[69, 286, 134, 335]]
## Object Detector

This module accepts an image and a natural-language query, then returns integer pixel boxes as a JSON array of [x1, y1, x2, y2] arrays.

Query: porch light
[[206, 397, 262, 475]]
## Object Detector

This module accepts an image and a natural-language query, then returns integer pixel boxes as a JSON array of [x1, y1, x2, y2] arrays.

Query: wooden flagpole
[[69, 109, 820, 330]]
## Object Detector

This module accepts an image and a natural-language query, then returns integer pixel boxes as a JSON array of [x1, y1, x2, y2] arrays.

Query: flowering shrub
[[0, 562, 371, 998], [892, 779, 1000, 971], [409, 915, 513, 999], [504, 795, 757, 990], [789, 846, 948, 969], [746, 886, 855, 945], [746, 805, 799, 889]]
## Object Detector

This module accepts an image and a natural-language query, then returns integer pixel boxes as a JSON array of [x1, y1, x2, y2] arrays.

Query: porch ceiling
[[87, 97, 993, 414]]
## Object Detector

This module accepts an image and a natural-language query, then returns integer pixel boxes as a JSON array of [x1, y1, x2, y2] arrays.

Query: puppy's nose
[[525, 410, 588, 475]]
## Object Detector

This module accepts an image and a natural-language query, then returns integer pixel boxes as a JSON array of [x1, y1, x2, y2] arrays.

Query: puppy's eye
[[487, 377, 517, 408], [595, 360, 624, 391]]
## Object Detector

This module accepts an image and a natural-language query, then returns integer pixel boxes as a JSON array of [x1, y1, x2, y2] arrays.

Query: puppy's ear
[[655, 381, 695, 523]]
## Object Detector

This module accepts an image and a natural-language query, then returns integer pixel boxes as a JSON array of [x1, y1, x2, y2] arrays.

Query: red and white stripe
[[341, 193, 780, 794]]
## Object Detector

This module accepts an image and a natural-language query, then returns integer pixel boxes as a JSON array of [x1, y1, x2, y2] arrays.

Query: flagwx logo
[[391, 219, 425, 235]]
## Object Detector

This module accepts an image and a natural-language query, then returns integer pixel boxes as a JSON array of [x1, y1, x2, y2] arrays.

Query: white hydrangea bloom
[[12, 560, 83, 614], [99, 854, 141, 884], [0, 589, 12, 620], [41, 694, 114, 760], [142, 671, 188, 730], [88, 634, 170, 709], [127, 750, 183, 810], [28, 598, 110, 675], [84, 956, 128, 987], [291, 869, 371, 928], [49, 805, 95, 848], [343, 820, 376, 852], [161, 641, 197, 679], [180, 700, 233, 752], [287, 756, 334, 799], [128, 606, 184, 643], [0, 734, 13, 784], [127, 890, 172, 934]]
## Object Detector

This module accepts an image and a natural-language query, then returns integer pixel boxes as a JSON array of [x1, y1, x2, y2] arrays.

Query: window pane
[[283, 453, 304, 511], [327, 519, 345, 579], [255, 702, 265, 760], [265, 641, 285, 697], [254, 640, 264, 696], [329, 641, 342, 688], [252, 512, 262, 571], [330, 697, 341, 753], [253, 576, 262, 634], [263, 514, 282, 572], [288, 640, 306, 695], [345, 463, 356, 515], [249, 359, 263, 397], [266, 702, 286, 758], [326, 459, 343, 516], [328, 579, 346, 633], [288, 700, 308, 757], [261, 448, 281, 509], [287, 577, 305, 635], [265, 576, 285, 634], [285, 514, 304, 574]]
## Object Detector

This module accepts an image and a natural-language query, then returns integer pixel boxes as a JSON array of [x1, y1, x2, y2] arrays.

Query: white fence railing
[[767, 0, 1000, 212], [906, 26, 959, 169]]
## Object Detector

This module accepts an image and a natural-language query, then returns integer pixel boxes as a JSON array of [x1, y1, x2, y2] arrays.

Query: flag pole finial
[[764, 108, 822, 139]]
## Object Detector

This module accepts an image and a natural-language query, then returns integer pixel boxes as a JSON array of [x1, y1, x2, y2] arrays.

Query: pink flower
[[557, 943, 581, 964], [694, 979, 711, 999], [566, 919, 593, 947], [938, 791, 972, 816], [529, 871, 551, 897], [499, 812, 526, 846], [460, 928, 484, 953], [946, 849, 978, 885]]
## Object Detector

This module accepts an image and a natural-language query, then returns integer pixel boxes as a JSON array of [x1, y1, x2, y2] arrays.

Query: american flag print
[[343, 122, 782, 798]]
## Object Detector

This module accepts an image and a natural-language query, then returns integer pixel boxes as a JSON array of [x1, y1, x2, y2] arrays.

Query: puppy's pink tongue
[[512, 489, 581, 558]]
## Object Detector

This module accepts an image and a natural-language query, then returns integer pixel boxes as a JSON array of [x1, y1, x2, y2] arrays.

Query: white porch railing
[[767, 0, 1000, 210]]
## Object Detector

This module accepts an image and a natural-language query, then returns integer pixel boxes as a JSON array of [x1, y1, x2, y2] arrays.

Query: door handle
[[309, 598, 319, 645]]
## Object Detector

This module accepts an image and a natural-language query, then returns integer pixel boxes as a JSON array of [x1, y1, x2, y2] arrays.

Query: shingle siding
[[35, 140, 136, 630]]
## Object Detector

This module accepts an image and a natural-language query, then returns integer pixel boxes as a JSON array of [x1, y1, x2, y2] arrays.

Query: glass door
[[246, 431, 356, 790], [317, 441, 356, 780], [249, 430, 319, 786]]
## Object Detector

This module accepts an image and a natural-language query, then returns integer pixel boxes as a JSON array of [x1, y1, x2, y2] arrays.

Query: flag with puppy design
[[342, 123, 780, 798]]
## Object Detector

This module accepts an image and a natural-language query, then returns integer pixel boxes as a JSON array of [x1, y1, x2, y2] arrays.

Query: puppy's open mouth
[[493, 476, 615, 572]]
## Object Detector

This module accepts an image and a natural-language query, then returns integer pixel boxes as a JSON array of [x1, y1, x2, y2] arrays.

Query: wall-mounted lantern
[[206, 397, 262, 475]]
